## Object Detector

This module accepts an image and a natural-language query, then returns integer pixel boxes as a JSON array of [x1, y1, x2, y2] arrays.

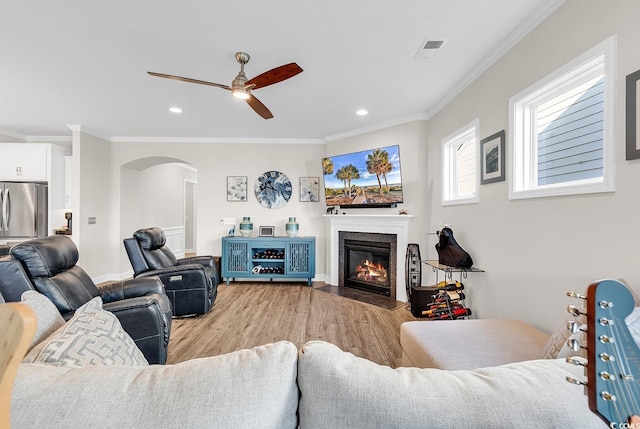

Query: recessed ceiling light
[[169, 106, 183, 114], [356, 109, 368, 116]]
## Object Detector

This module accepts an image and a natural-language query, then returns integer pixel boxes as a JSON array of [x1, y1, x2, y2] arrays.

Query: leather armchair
[[124, 227, 218, 317], [0, 237, 172, 364]]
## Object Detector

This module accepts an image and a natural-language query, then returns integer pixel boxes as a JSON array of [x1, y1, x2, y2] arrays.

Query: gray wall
[[424, 0, 640, 332], [109, 141, 327, 277]]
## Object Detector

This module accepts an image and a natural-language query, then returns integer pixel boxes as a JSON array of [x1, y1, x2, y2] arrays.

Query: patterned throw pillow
[[23, 297, 148, 367], [20, 290, 66, 351]]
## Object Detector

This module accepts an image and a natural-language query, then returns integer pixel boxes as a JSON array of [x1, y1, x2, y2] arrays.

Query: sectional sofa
[[8, 290, 607, 428]]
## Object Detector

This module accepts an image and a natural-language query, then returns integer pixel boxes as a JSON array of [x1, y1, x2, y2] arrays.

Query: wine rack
[[222, 236, 315, 286], [417, 261, 484, 320]]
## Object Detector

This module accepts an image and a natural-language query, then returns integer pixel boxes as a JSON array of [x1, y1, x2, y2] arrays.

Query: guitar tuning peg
[[567, 305, 586, 317], [566, 291, 586, 300], [566, 376, 587, 386], [566, 320, 586, 334], [599, 335, 614, 344], [567, 338, 585, 352], [599, 352, 615, 362], [565, 356, 587, 367]]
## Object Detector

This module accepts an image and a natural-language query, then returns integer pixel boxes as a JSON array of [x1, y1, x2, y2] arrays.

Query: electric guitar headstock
[[566, 279, 640, 426]]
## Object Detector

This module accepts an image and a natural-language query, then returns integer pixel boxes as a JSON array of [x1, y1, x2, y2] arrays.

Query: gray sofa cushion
[[13, 341, 299, 429], [20, 291, 65, 351], [297, 341, 602, 429]]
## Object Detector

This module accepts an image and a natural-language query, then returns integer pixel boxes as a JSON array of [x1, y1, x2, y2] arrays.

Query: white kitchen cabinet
[[0, 144, 49, 181]]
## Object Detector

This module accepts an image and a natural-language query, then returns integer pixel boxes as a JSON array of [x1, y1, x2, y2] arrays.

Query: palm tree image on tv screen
[[322, 145, 404, 207]]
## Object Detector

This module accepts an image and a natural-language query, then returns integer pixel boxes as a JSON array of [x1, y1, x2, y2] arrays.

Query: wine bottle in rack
[[446, 291, 465, 301], [438, 307, 472, 320], [436, 281, 464, 292], [430, 291, 466, 302], [422, 306, 471, 319], [421, 303, 465, 317]]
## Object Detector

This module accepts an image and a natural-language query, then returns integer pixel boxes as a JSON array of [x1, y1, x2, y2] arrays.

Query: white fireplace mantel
[[324, 214, 414, 302]]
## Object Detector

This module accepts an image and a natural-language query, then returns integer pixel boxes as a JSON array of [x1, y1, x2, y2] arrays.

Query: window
[[509, 36, 615, 199], [442, 120, 479, 205]]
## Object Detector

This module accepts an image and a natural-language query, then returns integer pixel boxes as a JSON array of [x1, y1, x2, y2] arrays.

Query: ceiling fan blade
[[147, 71, 231, 90], [246, 63, 303, 90], [246, 95, 274, 119]]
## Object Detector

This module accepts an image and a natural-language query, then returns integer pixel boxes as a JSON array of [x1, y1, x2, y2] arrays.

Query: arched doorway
[[120, 157, 197, 264]]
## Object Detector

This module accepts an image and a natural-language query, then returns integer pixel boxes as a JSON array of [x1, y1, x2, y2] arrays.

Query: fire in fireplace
[[340, 233, 396, 297], [354, 258, 388, 284]]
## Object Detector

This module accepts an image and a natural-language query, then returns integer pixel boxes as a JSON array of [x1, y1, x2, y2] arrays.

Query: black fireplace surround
[[338, 231, 397, 298]]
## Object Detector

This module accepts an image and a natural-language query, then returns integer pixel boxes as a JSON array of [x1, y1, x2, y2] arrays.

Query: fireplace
[[325, 214, 413, 302], [339, 231, 397, 298]]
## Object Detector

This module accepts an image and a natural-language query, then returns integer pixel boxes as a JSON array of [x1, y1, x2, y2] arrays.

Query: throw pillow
[[23, 296, 148, 366], [626, 306, 640, 349], [297, 341, 603, 428], [618, 278, 640, 305], [20, 290, 65, 351]]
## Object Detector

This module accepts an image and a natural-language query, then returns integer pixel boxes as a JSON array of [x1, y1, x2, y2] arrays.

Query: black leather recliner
[[123, 227, 218, 317], [0, 236, 173, 364]]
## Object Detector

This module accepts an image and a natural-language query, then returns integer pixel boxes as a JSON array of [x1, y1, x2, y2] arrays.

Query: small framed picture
[[626, 69, 640, 160], [480, 130, 505, 185], [227, 176, 247, 201], [259, 226, 275, 237], [299, 177, 320, 202]]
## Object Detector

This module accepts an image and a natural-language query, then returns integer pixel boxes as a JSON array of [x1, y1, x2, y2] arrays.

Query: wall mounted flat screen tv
[[322, 144, 404, 208]]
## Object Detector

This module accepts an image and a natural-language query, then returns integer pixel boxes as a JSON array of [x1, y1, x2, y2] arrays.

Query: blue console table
[[221, 236, 316, 286]]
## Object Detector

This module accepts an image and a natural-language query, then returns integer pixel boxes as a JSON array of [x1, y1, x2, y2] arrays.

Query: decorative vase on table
[[285, 217, 299, 237], [239, 217, 253, 237]]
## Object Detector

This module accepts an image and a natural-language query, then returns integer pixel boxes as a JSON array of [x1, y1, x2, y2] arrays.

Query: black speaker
[[405, 243, 421, 302], [410, 286, 439, 317]]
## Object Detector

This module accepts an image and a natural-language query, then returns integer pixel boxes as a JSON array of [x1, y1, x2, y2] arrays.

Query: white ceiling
[[0, 0, 563, 141]]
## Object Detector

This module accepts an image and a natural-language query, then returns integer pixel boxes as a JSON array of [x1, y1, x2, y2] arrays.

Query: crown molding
[[0, 127, 27, 141], [324, 113, 429, 142], [425, 0, 566, 119], [109, 136, 326, 144], [26, 135, 72, 143]]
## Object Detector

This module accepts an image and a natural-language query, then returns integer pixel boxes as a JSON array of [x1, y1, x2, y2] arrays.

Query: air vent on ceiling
[[414, 39, 447, 59]]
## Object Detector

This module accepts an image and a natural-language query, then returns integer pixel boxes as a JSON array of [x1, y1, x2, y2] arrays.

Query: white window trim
[[508, 35, 616, 200], [441, 119, 479, 206]]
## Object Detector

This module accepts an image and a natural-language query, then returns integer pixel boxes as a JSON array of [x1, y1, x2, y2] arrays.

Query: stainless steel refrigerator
[[0, 182, 48, 239]]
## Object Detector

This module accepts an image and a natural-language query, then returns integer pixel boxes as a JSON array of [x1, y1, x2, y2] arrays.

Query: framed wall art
[[299, 176, 320, 202], [227, 176, 247, 201], [480, 130, 505, 185], [259, 226, 275, 237], [626, 69, 640, 160]]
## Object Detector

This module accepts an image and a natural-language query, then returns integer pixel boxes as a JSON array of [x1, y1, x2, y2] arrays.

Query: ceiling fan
[[148, 52, 303, 119]]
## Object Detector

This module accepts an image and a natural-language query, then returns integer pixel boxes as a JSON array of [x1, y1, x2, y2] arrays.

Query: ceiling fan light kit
[[231, 86, 251, 100], [148, 51, 303, 119]]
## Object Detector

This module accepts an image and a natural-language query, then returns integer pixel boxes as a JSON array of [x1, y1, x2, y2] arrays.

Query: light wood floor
[[167, 283, 417, 367]]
